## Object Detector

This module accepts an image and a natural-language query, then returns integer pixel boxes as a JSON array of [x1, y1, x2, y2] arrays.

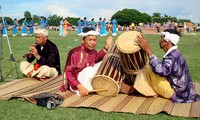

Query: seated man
[[20, 27, 61, 80], [64, 27, 113, 96], [136, 29, 200, 103]]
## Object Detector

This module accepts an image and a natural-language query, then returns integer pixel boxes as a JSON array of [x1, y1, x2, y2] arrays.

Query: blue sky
[[1, 0, 200, 23]]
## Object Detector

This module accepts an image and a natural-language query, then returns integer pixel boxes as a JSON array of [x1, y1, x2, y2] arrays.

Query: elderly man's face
[[35, 33, 48, 46], [82, 35, 97, 50], [159, 35, 168, 49]]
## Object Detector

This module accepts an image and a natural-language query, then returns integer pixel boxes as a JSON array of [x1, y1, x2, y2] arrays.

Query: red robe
[[65, 44, 106, 90]]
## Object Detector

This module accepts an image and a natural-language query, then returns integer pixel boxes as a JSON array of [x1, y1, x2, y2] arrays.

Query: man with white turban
[[20, 27, 61, 80], [135, 29, 200, 103], [63, 27, 113, 96]]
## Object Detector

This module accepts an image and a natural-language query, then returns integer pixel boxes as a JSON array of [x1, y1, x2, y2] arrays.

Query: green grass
[[0, 30, 200, 120]]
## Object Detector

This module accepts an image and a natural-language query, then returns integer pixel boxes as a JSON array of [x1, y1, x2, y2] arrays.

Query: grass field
[[0, 30, 200, 120]]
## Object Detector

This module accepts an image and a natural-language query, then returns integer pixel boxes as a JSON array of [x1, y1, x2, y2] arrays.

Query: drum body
[[116, 31, 149, 86], [92, 42, 125, 96], [120, 49, 148, 85]]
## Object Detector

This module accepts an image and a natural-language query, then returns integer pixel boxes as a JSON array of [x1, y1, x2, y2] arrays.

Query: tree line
[[0, 8, 194, 27]]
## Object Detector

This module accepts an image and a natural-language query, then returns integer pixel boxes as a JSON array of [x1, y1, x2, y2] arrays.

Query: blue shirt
[[83, 20, 88, 28]]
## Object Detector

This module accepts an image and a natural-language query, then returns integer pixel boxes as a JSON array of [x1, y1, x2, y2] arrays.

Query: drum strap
[[122, 65, 139, 75]]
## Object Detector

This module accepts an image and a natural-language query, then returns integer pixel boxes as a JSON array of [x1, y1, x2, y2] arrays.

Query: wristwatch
[[149, 54, 155, 59]]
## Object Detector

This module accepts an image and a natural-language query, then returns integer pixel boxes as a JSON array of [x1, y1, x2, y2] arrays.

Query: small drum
[[92, 42, 125, 96], [116, 31, 149, 86]]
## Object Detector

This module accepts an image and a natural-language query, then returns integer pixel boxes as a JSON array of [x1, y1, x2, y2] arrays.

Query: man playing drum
[[136, 29, 200, 103], [63, 27, 113, 96]]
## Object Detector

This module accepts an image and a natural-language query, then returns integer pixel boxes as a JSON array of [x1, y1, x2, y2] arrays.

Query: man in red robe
[[64, 27, 113, 96]]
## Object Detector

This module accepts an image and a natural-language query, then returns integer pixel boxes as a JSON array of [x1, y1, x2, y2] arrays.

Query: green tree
[[18, 18, 24, 25], [179, 19, 191, 24], [24, 11, 32, 21], [152, 15, 178, 24], [164, 14, 169, 17], [0, 17, 13, 25], [33, 15, 40, 25], [48, 14, 63, 26], [65, 17, 79, 26], [152, 12, 161, 18], [141, 13, 152, 24], [111, 8, 151, 26]]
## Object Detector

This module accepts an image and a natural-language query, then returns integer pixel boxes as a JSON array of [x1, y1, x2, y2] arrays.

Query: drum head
[[92, 75, 120, 96], [116, 31, 141, 54]]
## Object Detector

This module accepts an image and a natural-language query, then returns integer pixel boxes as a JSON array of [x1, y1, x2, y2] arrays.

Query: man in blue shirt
[[83, 17, 88, 28]]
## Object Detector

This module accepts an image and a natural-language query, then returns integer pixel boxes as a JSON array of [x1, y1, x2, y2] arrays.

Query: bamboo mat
[[0, 75, 200, 118]]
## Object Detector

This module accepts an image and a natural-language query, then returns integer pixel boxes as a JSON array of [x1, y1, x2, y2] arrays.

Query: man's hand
[[29, 45, 39, 58], [104, 36, 113, 49], [77, 84, 89, 96], [136, 34, 153, 55]]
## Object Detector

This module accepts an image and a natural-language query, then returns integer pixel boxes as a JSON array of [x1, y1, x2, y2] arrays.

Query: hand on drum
[[104, 36, 113, 49], [136, 34, 153, 55], [77, 84, 89, 96]]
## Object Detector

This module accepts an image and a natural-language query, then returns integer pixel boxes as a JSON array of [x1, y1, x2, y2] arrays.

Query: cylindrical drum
[[116, 31, 149, 86], [91, 42, 125, 96]]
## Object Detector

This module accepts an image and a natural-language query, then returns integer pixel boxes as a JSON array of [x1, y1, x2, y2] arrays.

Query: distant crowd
[[1, 16, 197, 37], [1, 17, 48, 37], [1, 16, 118, 37], [75, 17, 118, 37]]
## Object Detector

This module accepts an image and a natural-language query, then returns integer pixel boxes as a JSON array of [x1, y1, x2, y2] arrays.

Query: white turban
[[34, 27, 48, 36], [81, 27, 100, 38], [160, 32, 180, 45], [81, 30, 100, 38]]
